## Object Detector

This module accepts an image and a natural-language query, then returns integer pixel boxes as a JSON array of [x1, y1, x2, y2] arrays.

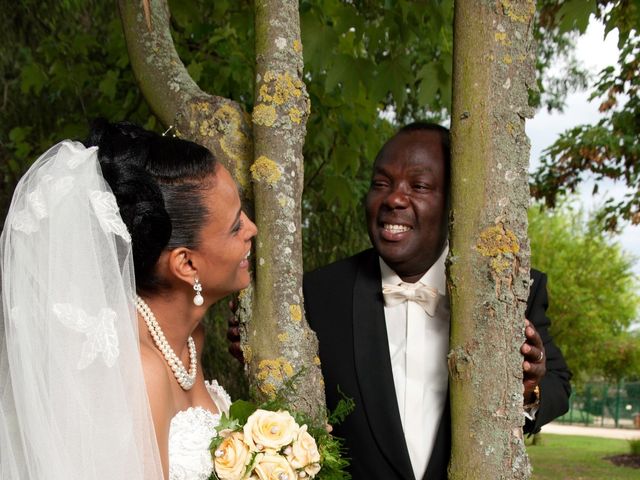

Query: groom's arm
[[523, 270, 572, 434]]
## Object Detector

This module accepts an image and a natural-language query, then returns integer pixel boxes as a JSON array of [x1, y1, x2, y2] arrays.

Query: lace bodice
[[168, 380, 231, 480]]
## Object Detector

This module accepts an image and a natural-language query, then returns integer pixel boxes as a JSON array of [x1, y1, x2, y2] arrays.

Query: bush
[[629, 438, 640, 455]]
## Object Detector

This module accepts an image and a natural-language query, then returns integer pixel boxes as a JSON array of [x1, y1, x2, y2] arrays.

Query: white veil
[[0, 141, 163, 479]]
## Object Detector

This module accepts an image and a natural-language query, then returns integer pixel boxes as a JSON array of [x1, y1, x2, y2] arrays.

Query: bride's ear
[[166, 248, 198, 285]]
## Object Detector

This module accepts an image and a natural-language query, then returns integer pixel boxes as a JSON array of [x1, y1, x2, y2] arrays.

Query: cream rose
[[213, 431, 252, 480], [253, 453, 297, 480], [285, 425, 321, 474], [243, 409, 299, 451], [304, 462, 321, 477]]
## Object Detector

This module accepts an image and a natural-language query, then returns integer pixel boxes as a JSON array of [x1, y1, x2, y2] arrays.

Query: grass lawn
[[527, 434, 639, 480]]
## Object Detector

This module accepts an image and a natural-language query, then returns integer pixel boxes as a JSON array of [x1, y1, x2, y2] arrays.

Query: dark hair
[[84, 119, 217, 294]]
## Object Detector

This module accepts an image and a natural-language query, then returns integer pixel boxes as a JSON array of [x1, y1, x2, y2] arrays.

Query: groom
[[302, 123, 571, 479]]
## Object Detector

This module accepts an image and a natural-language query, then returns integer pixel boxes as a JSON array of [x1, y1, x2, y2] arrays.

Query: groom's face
[[365, 130, 448, 283]]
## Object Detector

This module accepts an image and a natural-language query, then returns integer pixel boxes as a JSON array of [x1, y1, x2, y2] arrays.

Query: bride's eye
[[231, 219, 244, 235]]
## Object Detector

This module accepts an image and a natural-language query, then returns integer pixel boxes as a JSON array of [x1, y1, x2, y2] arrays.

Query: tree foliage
[[531, 0, 640, 230], [3, 0, 589, 269], [0, 0, 156, 219], [528, 202, 640, 383]]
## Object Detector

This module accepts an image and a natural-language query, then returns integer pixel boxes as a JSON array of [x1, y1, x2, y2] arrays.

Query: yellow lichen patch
[[313, 356, 321, 366], [503, 54, 513, 65], [250, 156, 282, 185], [278, 194, 287, 207], [256, 357, 294, 398], [212, 104, 252, 194], [257, 358, 285, 381], [293, 39, 302, 53], [258, 381, 277, 398], [494, 32, 509, 45], [278, 332, 289, 343], [258, 71, 304, 106], [199, 119, 215, 137], [501, 0, 535, 23], [289, 304, 302, 323], [194, 101, 211, 113], [476, 224, 520, 257], [244, 345, 253, 364], [288, 107, 302, 124], [238, 288, 248, 300], [491, 257, 511, 274], [252, 103, 277, 127]]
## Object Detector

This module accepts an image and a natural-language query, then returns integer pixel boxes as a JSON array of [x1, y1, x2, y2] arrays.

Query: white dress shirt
[[380, 246, 450, 479]]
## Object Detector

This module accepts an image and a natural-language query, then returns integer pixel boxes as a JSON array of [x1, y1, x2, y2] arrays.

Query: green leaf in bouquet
[[216, 413, 241, 433], [228, 399, 258, 424]]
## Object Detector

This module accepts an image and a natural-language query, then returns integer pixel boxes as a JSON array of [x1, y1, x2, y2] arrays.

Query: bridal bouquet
[[209, 400, 350, 480]]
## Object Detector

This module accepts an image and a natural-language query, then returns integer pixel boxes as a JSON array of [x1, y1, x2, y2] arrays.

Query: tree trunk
[[448, 1, 536, 478], [247, 0, 325, 422], [117, 0, 254, 198], [118, 0, 326, 422]]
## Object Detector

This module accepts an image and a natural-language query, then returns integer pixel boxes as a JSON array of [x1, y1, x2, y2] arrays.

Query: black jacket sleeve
[[524, 269, 572, 434]]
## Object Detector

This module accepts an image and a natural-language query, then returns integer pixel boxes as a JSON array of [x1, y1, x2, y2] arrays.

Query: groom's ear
[[165, 248, 197, 286]]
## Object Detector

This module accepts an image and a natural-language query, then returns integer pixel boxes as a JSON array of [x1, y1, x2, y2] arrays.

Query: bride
[[0, 120, 257, 479]]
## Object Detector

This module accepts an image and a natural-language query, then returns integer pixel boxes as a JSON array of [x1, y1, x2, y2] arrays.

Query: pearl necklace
[[135, 295, 197, 390]]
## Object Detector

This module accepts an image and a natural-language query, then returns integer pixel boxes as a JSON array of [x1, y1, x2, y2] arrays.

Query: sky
[[526, 17, 640, 281]]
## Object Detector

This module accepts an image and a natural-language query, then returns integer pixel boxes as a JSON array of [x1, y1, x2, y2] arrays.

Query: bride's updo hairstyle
[[84, 119, 217, 294]]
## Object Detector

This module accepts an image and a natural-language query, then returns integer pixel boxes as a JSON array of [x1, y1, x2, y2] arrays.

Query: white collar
[[379, 243, 448, 295]]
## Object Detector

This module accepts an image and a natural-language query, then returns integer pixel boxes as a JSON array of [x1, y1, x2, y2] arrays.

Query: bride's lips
[[379, 222, 413, 241], [239, 248, 251, 268]]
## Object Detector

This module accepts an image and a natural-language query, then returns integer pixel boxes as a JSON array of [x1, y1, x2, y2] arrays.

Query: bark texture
[[448, 1, 536, 478], [246, 0, 326, 422]]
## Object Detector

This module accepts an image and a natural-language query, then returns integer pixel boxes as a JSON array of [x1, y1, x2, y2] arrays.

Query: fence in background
[[557, 381, 640, 429]]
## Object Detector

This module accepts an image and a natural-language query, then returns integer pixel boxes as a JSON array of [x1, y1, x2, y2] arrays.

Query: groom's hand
[[227, 299, 244, 363], [521, 319, 545, 404]]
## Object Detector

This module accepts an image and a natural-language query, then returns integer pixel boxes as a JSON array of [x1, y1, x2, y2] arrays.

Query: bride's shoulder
[[139, 343, 173, 396]]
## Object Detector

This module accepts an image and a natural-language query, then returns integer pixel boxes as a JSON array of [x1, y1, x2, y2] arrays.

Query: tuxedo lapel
[[352, 251, 415, 480]]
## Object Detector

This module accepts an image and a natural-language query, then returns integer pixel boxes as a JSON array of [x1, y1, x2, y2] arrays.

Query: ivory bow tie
[[382, 283, 440, 316]]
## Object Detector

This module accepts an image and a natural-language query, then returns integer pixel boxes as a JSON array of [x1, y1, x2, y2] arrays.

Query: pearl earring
[[193, 276, 204, 306]]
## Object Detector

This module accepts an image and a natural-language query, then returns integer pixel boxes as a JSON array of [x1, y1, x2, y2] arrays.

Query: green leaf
[[417, 63, 439, 107], [20, 63, 48, 94], [331, 144, 360, 175], [325, 54, 352, 93], [98, 70, 119, 101], [187, 61, 203, 82], [557, 0, 596, 34], [323, 175, 353, 210], [9, 126, 32, 144], [301, 10, 337, 73], [228, 399, 257, 424]]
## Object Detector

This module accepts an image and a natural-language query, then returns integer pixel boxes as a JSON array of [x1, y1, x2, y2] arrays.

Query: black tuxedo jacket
[[303, 249, 571, 480]]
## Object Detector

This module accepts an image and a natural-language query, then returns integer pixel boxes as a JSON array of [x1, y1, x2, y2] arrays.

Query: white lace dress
[[168, 380, 232, 480]]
